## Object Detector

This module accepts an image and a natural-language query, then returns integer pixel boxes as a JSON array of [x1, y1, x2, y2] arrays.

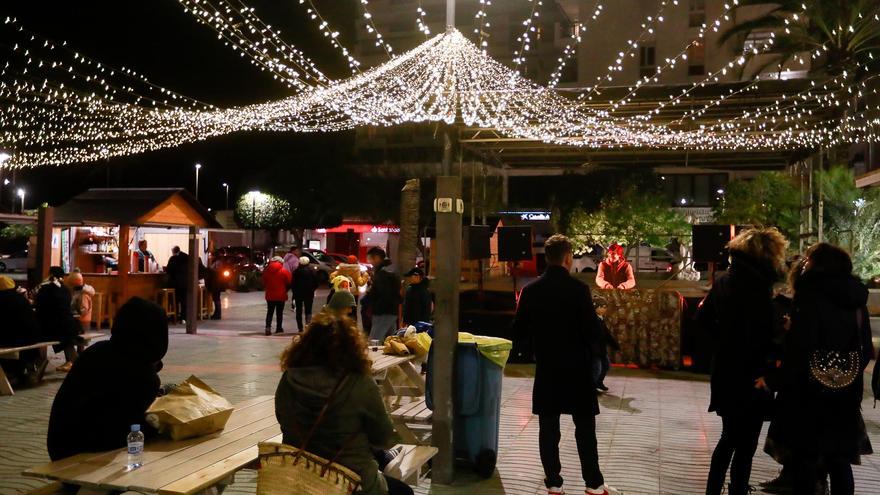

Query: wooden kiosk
[[51, 188, 220, 333]]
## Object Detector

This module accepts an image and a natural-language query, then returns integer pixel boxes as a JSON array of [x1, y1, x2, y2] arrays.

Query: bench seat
[[383, 444, 438, 487], [0, 341, 60, 396]]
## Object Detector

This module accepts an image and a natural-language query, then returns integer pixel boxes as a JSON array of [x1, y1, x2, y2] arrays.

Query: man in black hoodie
[[365, 247, 401, 341], [402, 267, 431, 326], [47, 297, 169, 460]]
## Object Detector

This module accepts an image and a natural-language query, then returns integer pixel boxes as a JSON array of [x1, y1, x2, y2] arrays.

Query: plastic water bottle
[[126, 424, 144, 470]]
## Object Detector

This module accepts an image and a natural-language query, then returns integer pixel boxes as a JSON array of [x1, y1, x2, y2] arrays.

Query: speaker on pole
[[498, 226, 533, 261], [692, 224, 736, 263], [463, 225, 492, 260]]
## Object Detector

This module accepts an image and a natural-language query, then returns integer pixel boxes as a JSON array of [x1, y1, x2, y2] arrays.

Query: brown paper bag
[[145, 375, 234, 441]]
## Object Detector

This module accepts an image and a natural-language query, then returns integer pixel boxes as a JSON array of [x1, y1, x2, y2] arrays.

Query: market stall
[[51, 188, 220, 331]]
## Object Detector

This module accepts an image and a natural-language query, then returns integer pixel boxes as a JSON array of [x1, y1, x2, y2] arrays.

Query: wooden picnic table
[[368, 349, 425, 398], [24, 396, 280, 495]]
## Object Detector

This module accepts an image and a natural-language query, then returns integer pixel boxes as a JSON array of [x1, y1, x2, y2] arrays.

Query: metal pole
[[251, 198, 256, 263], [433, 174, 461, 485], [446, 0, 455, 28]]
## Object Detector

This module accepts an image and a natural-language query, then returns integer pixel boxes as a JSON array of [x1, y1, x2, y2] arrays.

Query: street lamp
[[222, 182, 230, 210], [194, 163, 202, 201], [17, 188, 25, 213], [246, 190, 263, 263]]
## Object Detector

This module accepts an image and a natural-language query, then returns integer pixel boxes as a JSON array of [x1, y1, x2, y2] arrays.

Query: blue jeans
[[370, 314, 398, 341], [592, 355, 610, 387]]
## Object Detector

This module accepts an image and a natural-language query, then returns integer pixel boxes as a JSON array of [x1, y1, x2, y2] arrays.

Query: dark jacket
[[291, 265, 319, 300], [512, 264, 601, 415], [47, 297, 168, 461], [34, 279, 80, 350], [0, 288, 40, 348], [772, 270, 874, 461], [367, 261, 401, 316], [697, 252, 777, 416], [591, 317, 620, 358], [402, 279, 431, 325], [275, 367, 399, 495], [166, 252, 189, 290]]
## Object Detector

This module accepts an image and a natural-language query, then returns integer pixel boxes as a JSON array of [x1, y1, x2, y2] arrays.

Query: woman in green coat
[[275, 313, 412, 495]]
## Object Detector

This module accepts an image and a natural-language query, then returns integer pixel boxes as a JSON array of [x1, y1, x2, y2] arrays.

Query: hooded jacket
[[367, 260, 401, 316], [35, 278, 80, 350], [291, 264, 319, 300], [71, 284, 96, 326], [48, 297, 168, 460], [275, 367, 399, 495], [0, 288, 39, 348], [262, 260, 292, 302], [697, 252, 778, 416]]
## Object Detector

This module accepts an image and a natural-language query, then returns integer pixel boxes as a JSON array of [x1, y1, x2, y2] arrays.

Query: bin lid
[[458, 332, 513, 368]]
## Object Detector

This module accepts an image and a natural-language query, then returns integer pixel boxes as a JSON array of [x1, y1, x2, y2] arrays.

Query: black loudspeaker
[[692, 225, 735, 263], [464, 225, 492, 260], [498, 226, 533, 261]]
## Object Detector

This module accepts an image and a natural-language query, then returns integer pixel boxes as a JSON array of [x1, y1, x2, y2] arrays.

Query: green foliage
[[233, 192, 292, 230], [720, 0, 880, 81], [713, 172, 800, 241], [564, 186, 690, 255], [0, 224, 35, 240], [817, 167, 880, 279]]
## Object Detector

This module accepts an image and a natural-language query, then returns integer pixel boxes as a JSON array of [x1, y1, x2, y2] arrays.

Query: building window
[[639, 46, 656, 78], [687, 40, 705, 75], [664, 173, 728, 207], [689, 0, 706, 28]]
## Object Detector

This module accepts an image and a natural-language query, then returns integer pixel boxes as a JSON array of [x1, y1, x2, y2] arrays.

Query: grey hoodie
[[275, 366, 400, 495]]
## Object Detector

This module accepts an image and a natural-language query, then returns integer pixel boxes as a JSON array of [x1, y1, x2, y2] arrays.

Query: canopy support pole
[[186, 225, 200, 334]]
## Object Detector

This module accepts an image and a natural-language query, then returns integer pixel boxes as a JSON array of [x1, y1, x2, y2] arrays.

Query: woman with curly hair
[[274, 313, 412, 495], [698, 227, 788, 495]]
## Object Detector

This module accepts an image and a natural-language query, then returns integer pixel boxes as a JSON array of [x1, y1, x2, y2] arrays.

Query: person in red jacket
[[262, 256, 292, 335], [595, 244, 635, 290]]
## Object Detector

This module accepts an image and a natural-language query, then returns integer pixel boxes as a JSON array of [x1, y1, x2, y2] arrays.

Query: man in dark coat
[[35, 266, 81, 372], [365, 247, 402, 341], [402, 267, 431, 326], [512, 234, 618, 495], [166, 246, 189, 321], [291, 257, 319, 332], [47, 297, 169, 461]]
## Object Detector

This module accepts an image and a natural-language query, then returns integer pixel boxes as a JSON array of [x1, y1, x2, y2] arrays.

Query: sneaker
[[56, 362, 74, 373], [760, 471, 793, 494], [596, 383, 609, 392], [264, 327, 272, 336], [548, 488, 565, 495], [275, 328, 285, 334], [586, 485, 620, 495]]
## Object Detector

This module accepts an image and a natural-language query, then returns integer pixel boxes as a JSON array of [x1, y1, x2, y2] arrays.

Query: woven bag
[[258, 375, 361, 495], [257, 442, 361, 495]]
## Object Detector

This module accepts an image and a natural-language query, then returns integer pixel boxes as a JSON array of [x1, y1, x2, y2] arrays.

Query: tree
[[713, 171, 801, 241], [817, 167, 880, 279], [720, 0, 880, 81], [564, 186, 690, 255], [233, 191, 291, 230]]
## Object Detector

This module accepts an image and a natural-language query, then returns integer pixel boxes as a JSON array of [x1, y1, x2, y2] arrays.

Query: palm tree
[[719, 0, 880, 81]]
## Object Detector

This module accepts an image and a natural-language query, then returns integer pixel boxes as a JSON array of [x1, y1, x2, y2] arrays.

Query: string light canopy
[[0, 1, 877, 169]]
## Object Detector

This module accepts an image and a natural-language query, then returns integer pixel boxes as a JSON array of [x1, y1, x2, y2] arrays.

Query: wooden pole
[[34, 206, 54, 285], [186, 225, 200, 334], [432, 174, 462, 485], [118, 225, 131, 304]]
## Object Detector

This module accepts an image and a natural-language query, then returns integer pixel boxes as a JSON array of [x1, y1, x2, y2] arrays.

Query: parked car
[[0, 250, 28, 273], [630, 246, 676, 272], [211, 247, 263, 290], [303, 249, 338, 283], [572, 252, 602, 273]]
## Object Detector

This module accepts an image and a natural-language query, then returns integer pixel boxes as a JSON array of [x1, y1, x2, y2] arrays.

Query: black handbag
[[809, 309, 863, 391]]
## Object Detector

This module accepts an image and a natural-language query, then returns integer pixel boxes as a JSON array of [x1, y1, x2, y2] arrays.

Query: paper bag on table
[[145, 375, 234, 441]]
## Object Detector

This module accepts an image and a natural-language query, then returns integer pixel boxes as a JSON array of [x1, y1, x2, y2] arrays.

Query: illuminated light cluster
[[295, 0, 361, 74], [512, 0, 542, 69], [416, 1, 431, 37], [360, 0, 394, 58], [579, 0, 671, 100], [474, 0, 491, 53], [178, 0, 330, 88], [548, 2, 603, 88]]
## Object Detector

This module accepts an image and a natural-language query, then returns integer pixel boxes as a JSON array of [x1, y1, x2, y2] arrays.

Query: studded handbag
[[808, 309, 863, 391]]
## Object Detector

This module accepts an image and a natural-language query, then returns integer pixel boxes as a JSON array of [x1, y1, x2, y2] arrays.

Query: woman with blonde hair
[[698, 227, 788, 495], [274, 313, 412, 495]]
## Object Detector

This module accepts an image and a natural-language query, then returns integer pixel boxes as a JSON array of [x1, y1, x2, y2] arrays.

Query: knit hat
[[0, 275, 14, 291], [326, 290, 356, 313], [299, 256, 310, 266], [66, 272, 84, 288], [271, 256, 285, 263], [347, 255, 358, 264]]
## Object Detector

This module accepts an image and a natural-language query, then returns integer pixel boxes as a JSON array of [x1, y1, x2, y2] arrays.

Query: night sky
[[1, 0, 360, 211]]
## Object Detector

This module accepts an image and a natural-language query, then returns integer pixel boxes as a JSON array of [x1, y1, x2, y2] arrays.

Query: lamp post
[[17, 188, 25, 213], [246, 190, 262, 263], [222, 182, 230, 210], [194, 163, 202, 201], [0, 152, 9, 209]]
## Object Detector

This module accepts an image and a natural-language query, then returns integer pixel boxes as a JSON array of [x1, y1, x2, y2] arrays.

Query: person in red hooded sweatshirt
[[595, 244, 636, 290], [262, 256, 292, 335]]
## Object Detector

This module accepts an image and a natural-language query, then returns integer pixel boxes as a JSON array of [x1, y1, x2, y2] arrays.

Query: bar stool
[[158, 288, 177, 323], [199, 286, 213, 320], [92, 292, 111, 330]]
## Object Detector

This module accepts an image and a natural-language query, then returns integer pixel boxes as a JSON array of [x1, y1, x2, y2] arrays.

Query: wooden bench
[[383, 444, 438, 487], [0, 341, 60, 396], [79, 332, 108, 345], [390, 398, 433, 445]]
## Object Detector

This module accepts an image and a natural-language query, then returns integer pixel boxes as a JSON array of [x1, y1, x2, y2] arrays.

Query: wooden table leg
[[0, 365, 14, 396], [399, 362, 426, 396]]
